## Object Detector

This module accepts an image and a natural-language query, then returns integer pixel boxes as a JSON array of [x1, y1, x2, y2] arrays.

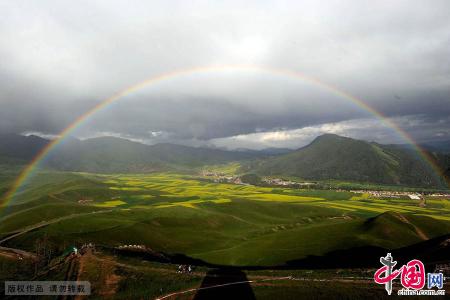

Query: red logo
[[374, 253, 425, 295]]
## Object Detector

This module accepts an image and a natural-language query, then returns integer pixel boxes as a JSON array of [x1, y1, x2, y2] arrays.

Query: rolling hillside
[[249, 134, 449, 188], [1, 171, 449, 267]]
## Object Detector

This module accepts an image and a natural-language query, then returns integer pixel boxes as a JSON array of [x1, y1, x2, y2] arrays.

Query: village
[[348, 190, 450, 200], [201, 170, 243, 184], [201, 170, 312, 186], [200, 170, 450, 202]]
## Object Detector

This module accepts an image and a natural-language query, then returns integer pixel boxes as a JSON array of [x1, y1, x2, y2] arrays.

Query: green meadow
[[1, 171, 449, 266]]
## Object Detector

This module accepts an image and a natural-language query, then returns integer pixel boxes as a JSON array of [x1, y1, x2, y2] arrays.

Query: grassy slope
[[1, 171, 449, 266], [251, 134, 446, 188]]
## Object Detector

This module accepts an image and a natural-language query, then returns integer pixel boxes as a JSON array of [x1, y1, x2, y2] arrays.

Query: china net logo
[[374, 253, 445, 296]]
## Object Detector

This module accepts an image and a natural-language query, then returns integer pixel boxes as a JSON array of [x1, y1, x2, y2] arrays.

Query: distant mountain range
[[0, 134, 273, 172], [0, 133, 448, 188]]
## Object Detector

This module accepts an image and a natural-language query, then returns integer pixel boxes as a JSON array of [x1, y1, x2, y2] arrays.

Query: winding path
[[0, 209, 114, 245]]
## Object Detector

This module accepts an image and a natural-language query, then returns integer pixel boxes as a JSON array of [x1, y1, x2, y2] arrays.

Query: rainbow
[[0, 65, 446, 210]]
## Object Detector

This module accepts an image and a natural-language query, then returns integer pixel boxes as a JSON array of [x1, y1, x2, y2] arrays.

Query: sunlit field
[[1, 171, 449, 267], [98, 173, 450, 220]]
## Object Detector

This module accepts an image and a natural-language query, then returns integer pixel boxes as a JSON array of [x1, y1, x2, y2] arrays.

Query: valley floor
[[0, 170, 449, 298]]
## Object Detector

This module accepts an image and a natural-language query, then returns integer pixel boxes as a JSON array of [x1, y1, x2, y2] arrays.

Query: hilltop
[[247, 134, 448, 188]]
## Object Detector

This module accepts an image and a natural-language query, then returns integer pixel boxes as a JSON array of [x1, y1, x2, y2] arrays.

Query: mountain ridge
[[246, 134, 449, 188], [0, 133, 448, 188]]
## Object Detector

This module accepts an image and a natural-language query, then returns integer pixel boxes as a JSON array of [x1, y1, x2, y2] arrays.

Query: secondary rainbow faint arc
[[0, 64, 445, 208]]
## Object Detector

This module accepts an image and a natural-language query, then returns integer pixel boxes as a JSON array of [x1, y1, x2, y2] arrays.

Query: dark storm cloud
[[0, 0, 449, 148]]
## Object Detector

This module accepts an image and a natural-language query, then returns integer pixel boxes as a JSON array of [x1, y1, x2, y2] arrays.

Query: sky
[[1, 0, 449, 149]]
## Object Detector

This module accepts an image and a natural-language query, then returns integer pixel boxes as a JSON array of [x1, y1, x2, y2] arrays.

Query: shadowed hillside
[[0, 134, 268, 173], [249, 134, 448, 188]]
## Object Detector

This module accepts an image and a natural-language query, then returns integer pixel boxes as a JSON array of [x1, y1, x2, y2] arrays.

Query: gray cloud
[[1, 0, 449, 148]]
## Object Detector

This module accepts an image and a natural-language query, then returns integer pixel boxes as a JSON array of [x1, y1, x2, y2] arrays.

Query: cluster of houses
[[348, 189, 450, 199], [62, 243, 95, 260], [348, 190, 437, 200], [428, 192, 450, 198], [262, 178, 296, 186], [177, 264, 195, 274], [201, 170, 243, 184], [262, 178, 316, 187], [116, 244, 147, 250], [201, 170, 450, 198], [201, 170, 318, 187], [201, 171, 225, 177], [79, 243, 95, 254]]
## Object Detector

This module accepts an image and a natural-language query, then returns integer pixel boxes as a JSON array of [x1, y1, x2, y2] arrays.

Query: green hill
[[249, 134, 448, 188]]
